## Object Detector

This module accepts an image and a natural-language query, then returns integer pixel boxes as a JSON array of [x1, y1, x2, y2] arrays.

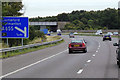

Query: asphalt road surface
[[1, 35, 119, 78]]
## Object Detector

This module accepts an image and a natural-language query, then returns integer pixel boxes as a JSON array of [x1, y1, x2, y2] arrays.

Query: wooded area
[[30, 8, 119, 30]]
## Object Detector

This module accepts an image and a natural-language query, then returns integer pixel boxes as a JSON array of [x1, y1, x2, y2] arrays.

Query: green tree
[[72, 20, 85, 30], [64, 20, 85, 30], [103, 27, 107, 30], [80, 17, 88, 24], [29, 8, 119, 29], [87, 20, 94, 29], [2, 2, 23, 16], [57, 13, 69, 21], [64, 23, 75, 30]]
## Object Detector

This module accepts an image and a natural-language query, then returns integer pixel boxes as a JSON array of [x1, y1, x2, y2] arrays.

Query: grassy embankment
[[0, 36, 64, 59]]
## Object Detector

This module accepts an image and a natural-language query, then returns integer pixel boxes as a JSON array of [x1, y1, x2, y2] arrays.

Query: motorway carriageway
[[1, 35, 119, 78]]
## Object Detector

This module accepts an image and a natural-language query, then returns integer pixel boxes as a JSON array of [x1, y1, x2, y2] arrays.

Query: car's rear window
[[71, 40, 83, 43], [104, 35, 110, 37]]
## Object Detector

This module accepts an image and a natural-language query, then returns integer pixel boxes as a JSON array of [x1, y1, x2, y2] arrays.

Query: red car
[[68, 38, 87, 53]]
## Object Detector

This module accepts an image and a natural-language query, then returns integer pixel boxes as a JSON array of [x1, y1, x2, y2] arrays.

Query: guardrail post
[[5, 52, 7, 55], [42, 39, 43, 43]]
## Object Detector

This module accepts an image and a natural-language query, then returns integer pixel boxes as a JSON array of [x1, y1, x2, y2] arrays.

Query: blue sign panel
[[2, 17, 29, 38], [40, 29, 48, 34]]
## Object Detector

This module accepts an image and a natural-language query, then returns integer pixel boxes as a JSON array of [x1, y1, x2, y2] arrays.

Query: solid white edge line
[[0, 49, 68, 79], [77, 69, 83, 74]]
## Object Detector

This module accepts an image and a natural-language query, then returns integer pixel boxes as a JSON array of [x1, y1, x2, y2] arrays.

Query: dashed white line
[[93, 54, 96, 57], [84, 64, 88, 66], [99, 43, 100, 47], [0, 49, 68, 79], [77, 69, 83, 74], [87, 60, 91, 63], [96, 51, 98, 52]]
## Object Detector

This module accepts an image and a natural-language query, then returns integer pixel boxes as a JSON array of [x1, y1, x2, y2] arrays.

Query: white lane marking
[[96, 51, 98, 52], [0, 49, 68, 79], [84, 64, 88, 66], [87, 60, 91, 63], [93, 54, 96, 57], [77, 69, 83, 74], [99, 43, 100, 47]]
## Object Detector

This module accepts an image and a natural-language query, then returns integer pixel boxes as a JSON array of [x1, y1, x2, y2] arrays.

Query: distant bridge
[[29, 22, 70, 32], [29, 22, 57, 26]]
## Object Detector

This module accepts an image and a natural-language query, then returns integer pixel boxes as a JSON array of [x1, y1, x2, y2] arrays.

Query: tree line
[[30, 8, 119, 30]]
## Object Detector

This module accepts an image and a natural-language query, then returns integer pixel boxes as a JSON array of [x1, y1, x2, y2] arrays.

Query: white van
[[95, 30, 102, 35]]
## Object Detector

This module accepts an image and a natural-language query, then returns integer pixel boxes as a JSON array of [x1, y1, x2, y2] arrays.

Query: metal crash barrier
[[0, 38, 63, 53]]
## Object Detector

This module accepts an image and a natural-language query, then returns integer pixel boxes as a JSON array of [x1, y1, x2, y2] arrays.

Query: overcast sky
[[22, 0, 119, 18]]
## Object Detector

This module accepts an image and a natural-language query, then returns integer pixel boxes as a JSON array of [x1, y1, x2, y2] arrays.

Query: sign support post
[[7, 38, 8, 46], [22, 38, 23, 46]]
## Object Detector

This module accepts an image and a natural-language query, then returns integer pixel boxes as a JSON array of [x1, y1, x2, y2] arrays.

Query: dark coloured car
[[113, 40, 120, 68], [69, 32, 75, 38], [68, 38, 87, 53], [57, 32, 61, 36], [103, 34, 112, 41]]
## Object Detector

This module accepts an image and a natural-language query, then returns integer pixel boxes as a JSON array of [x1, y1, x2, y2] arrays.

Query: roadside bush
[[29, 26, 46, 41]]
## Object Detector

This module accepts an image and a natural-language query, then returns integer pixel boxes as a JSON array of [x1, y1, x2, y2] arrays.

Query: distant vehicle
[[113, 40, 120, 68], [95, 30, 102, 35], [107, 32, 113, 35], [47, 31, 51, 36], [57, 29, 61, 33], [69, 32, 75, 38], [68, 38, 87, 53], [95, 32, 100, 35], [57, 29, 61, 36], [73, 32, 78, 35], [50, 31, 53, 33], [113, 32, 118, 35], [103, 34, 112, 41], [57, 32, 61, 36]]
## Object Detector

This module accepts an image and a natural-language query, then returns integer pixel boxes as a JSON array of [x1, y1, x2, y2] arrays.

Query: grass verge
[[62, 33, 120, 38], [0, 39, 64, 59], [77, 34, 120, 38]]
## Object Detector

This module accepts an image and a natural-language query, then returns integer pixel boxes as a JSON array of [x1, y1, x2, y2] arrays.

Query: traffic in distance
[[1, 1, 119, 79], [1, 28, 119, 78], [50, 29, 120, 69], [66, 29, 120, 68]]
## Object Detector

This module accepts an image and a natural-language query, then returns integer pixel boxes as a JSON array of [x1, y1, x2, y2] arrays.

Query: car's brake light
[[82, 43, 85, 47], [69, 44, 71, 47]]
